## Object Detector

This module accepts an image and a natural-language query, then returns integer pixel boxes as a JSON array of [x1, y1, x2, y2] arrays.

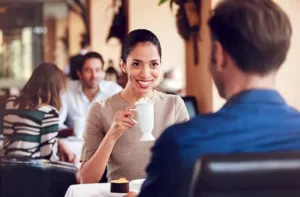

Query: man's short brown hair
[[209, 0, 292, 75]]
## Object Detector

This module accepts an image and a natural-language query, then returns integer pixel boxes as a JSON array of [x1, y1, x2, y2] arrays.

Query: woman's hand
[[107, 107, 136, 140], [58, 139, 77, 164]]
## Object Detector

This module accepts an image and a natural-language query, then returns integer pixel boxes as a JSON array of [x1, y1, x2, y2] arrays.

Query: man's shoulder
[[160, 113, 218, 141]]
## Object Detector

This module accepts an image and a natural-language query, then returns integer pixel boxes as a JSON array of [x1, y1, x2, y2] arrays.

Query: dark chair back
[[0, 157, 77, 197], [182, 96, 198, 118], [190, 152, 300, 197]]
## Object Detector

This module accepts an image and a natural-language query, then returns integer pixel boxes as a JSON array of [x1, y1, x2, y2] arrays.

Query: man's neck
[[82, 85, 100, 102], [225, 72, 277, 100]]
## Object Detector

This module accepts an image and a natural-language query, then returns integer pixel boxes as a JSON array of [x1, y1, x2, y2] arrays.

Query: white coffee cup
[[130, 102, 155, 141]]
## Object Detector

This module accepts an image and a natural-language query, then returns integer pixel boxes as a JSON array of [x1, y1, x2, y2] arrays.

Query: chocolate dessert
[[110, 178, 129, 193]]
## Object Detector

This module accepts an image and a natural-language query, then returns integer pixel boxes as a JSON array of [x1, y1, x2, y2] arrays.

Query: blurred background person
[[59, 52, 122, 138], [105, 66, 119, 83], [156, 68, 184, 95], [3, 63, 76, 163]]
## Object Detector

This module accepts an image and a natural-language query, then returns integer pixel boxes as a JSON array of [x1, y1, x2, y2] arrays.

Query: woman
[[80, 29, 189, 183], [3, 63, 76, 163]]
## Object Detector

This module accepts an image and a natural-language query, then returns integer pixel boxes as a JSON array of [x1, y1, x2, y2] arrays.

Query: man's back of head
[[208, 0, 292, 99]]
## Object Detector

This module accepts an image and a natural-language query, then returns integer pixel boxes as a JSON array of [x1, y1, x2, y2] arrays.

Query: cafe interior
[[1, 0, 300, 196]]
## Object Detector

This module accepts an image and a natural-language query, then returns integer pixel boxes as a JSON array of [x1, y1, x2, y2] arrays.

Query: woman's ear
[[120, 59, 127, 73]]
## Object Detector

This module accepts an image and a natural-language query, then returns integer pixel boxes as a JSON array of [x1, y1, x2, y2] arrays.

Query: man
[[132, 0, 300, 197], [60, 52, 122, 137]]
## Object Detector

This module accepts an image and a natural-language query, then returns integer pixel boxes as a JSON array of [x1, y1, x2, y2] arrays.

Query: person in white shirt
[[60, 52, 122, 137]]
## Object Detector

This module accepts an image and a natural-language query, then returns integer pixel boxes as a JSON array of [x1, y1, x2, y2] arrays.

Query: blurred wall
[[212, 0, 300, 111], [44, 2, 68, 69], [89, 0, 122, 72]]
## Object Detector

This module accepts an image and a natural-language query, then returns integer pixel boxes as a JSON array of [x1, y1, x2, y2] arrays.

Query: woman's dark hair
[[209, 0, 292, 75], [14, 63, 66, 110], [121, 29, 162, 63]]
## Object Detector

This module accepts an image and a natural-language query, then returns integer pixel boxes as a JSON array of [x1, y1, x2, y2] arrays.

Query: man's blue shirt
[[139, 89, 300, 197]]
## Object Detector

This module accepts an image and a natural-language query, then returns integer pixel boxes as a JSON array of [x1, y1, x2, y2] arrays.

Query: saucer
[[130, 179, 145, 192]]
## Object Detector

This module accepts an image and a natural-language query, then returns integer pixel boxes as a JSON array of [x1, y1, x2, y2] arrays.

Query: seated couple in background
[[2, 63, 76, 163]]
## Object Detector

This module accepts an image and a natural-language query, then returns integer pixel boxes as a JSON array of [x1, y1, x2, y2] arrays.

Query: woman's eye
[[132, 62, 140, 67], [152, 62, 159, 67]]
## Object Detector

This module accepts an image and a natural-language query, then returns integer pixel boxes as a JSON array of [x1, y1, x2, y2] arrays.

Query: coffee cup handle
[[129, 108, 138, 124]]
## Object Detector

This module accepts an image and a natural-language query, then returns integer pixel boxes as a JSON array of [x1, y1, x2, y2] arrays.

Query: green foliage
[[158, 0, 168, 6]]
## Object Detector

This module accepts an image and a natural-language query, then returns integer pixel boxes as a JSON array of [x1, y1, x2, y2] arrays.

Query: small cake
[[110, 178, 129, 193]]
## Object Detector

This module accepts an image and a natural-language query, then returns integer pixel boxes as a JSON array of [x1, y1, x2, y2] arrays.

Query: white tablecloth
[[64, 183, 130, 197]]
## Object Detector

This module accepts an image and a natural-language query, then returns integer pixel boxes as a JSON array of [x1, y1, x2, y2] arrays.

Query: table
[[65, 183, 138, 197]]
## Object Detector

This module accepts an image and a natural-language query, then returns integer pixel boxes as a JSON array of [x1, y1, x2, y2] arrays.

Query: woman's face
[[121, 42, 161, 95]]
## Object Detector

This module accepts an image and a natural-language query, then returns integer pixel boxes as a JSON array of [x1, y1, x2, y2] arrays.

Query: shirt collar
[[222, 89, 286, 109]]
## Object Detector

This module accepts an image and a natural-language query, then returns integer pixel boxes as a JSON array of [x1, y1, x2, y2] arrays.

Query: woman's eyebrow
[[132, 59, 142, 62]]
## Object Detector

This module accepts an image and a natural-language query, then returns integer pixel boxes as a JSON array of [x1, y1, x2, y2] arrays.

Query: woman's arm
[[80, 134, 118, 183], [80, 103, 135, 183]]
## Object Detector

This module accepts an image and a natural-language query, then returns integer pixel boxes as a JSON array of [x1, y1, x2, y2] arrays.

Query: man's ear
[[120, 59, 127, 73], [214, 41, 228, 72]]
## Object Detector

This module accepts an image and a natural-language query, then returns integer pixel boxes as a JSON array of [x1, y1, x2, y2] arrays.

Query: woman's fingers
[[120, 122, 135, 129], [124, 108, 136, 119], [116, 110, 136, 125]]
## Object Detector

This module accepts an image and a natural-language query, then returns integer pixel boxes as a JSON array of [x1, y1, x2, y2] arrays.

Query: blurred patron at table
[[2, 63, 76, 164], [59, 52, 122, 139], [156, 68, 184, 95], [105, 62, 119, 83]]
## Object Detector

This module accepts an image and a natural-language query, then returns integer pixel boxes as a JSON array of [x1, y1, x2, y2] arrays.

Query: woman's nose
[[140, 65, 151, 78]]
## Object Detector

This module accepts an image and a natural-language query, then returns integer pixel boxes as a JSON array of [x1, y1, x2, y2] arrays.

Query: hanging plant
[[159, 0, 202, 65], [158, 0, 201, 39]]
